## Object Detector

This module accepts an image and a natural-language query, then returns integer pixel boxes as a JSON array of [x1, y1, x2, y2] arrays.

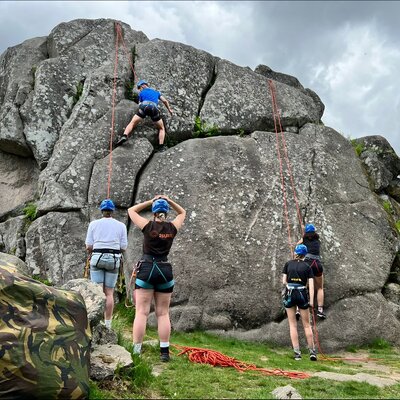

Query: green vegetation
[[32, 275, 52, 286], [382, 199, 393, 215], [23, 202, 37, 222], [193, 116, 220, 138], [396, 220, 400, 233], [125, 81, 139, 103], [350, 139, 365, 157], [89, 306, 400, 399], [72, 81, 84, 107]]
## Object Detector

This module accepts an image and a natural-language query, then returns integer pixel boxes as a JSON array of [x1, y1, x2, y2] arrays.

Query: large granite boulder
[[125, 124, 399, 349], [0, 37, 48, 157], [354, 135, 400, 192], [0, 18, 398, 352], [200, 59, 323, 133], [0, 216, 27, 258], [25, 211, 87, 285], [61, 278, 106, 327], [0, 150, 39, 219]]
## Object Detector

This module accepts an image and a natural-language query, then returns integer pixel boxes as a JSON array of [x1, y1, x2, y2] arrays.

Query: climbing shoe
[[309, 349, 317, 361], [317, 310, 327, 319], [157, 144, 168, 153], [160, 353, 170, 362], [115, 135, 128, 147], [294, 351, 302, 361]]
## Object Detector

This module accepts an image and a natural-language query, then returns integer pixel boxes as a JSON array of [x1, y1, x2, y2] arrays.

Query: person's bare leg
[[132, 289, 154, 353], [154, 292, 172, 342], [124, 115, 143, 138], [154, 119, 166, 145]]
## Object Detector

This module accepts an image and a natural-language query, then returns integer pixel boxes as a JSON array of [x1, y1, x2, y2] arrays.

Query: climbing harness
[[135, 255, 175, 291]]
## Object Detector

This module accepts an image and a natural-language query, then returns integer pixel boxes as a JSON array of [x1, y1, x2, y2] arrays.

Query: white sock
[[133, 343, 142, 354], [160, 341, 170, 348], [104, 319, 112, 329]]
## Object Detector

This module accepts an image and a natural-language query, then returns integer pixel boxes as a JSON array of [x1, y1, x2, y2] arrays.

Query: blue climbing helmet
[[152, 199, 169, 214], [305, 223, 316, 233], [137, 79, 148, 89], [100, 199, 115, 211], [294, 244, 308, 256]]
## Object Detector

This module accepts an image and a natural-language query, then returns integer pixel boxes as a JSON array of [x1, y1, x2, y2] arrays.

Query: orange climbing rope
[[268, 80, 377, 364], [173, 344, 311, 379], [268, 79, 304, 256], [107, 22, 138, 199]]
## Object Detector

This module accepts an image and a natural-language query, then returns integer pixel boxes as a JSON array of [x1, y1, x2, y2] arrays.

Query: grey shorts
[[90, 253, 121, 288]]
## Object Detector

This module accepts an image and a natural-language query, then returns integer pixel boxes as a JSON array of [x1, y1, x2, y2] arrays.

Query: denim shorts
[[90, 253, 120, 288]]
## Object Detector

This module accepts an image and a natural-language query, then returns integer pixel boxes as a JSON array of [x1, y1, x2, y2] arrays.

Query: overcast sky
[[1, 1, 399, 155]]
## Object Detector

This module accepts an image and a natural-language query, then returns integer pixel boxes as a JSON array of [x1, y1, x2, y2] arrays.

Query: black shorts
[[136, 102, 161, 122], [135, 260, 174, 293], [283, 288, 310, 309], [305, 258, 323, 277]]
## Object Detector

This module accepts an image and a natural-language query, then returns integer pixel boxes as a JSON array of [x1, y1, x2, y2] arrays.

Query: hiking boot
[[294, 351, 302, 361], [309, 349, 317, 361], [160, 353, 170, 362], [317, 310, 327, 319], [157, 144, 168, 153], [115, 135, 128, 147]]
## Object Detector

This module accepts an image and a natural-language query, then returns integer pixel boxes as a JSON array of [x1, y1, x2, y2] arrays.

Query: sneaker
[[317, 310, 327, 319], [309, 350, 317, 361], [294, 351, 302, 361], [115, 135, 128, 147], [296, 310, 301, 321], [160, 353, 170, 362]]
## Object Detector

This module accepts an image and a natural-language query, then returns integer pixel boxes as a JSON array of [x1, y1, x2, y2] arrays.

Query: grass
[[193, 116, 220, 138], [89, 306, 400, 399], [23, 202, 37, 221], [72, 81, 84, 107], [350, 139, 365, 156]]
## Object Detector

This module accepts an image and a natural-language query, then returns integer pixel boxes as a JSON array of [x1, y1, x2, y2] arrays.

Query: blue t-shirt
[[139, 87, 161, 104]]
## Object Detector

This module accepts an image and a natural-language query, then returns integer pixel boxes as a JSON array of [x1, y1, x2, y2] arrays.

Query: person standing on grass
[[282, 244, 317, 361], [85, 199, 128, 330], [128, 195, 186, 362]]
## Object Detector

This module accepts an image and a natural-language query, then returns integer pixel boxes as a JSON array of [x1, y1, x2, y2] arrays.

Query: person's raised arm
[[157, 195, 186, 230], [128, 199, 153, 230], [160, 95, 173, 116]]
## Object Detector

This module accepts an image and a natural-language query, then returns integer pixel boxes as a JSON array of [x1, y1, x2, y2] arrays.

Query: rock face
[[354, 135, 400, 192], [0, 18, 399, 351]]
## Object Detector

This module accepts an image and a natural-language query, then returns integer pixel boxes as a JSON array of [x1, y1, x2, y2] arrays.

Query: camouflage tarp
[[0, 260, 91, 399]]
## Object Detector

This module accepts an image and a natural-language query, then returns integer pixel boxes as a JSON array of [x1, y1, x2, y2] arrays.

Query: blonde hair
[[154, 212, 167, 220]]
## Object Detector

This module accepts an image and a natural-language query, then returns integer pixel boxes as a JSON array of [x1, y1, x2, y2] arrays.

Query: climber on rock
[[282, 244, 317, 361], [297, 223, 326, 319], [85, 199, 128, 330], [115, 79, 173, 152]]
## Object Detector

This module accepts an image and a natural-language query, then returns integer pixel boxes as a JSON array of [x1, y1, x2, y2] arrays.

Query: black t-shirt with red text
[[142, 221, 177, 257]]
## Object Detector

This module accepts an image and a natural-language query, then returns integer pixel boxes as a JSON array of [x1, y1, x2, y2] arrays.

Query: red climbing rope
[[268, 80, 304, 256], [174, 344, 310, 379], [107, 22, 121, 199], [107, 22, 139, 199]]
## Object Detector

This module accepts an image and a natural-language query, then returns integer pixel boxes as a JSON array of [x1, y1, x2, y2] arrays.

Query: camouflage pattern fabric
[[0, 260, 91, 399]]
